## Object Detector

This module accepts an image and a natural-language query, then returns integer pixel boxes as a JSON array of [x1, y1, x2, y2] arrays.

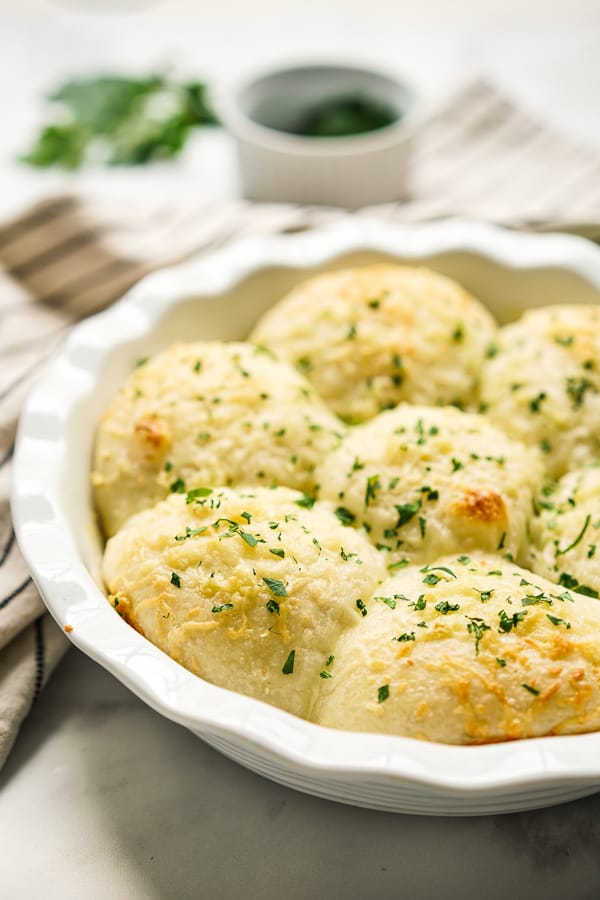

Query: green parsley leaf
[[335, 506, 356, 526], [435, 600, 460, 614], [266, 598, 280, 615], [212, 603, 234, 613], [282, 650, 295, 675], [356, 598, 368, 617], [170, 572, 181, 588], [498, 609, 527, 632], [394, 499, 421, 528], [377, 684, 390, 703], [263, 577, 288, 597]]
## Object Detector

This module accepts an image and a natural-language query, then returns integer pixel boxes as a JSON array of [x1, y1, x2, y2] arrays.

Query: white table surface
[[2, 5, 600, 898]]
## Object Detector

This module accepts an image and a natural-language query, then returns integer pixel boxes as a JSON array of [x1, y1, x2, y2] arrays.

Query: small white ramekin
[[215, 62, 416, 207]]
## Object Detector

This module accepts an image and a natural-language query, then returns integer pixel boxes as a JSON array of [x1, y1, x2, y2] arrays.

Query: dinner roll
[[92, 341, 344, 537], [250, 264, 497, 423], [103, 487, 386, 719], [316, 404, 543, 566], [529, 464, 600, 599], [314, 553, 600, 744], [480, 305, 600, 477]]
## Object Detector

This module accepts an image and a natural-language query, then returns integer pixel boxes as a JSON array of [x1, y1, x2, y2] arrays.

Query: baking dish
[[12, 217, 600, 815]]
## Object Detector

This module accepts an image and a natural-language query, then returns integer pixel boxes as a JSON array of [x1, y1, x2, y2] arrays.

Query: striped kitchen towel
[[1, 78, 599, 770]]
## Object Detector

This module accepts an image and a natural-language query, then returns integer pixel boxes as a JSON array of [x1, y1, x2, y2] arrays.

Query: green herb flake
[[335, 506, 356, 526], [388, 558, 410, 572], [295, 493, 316, 509], [547, 614, 571, 629], [263, 577, 288, 597], [174, 525, 207, 542], [496, 657, 507, 667], [282, 650, 295, 675], [319, 670, 333, 679], [529, 392, 547, 414], [466, 616, 491, 655], [556, 514, 591, 556], [423, 572, 441, 585], [266, 598, 280, 615], [498, 609, 527, 632], [522, 683, 540, 696], [393, 632, 416, 642], [365, 474, 381, 508], [212, 603, 234, 613], [356, 599, 368, 617], [394, 499, 422, 528], [435, 600, 460, 614], [377, 684, 390, 703], [170, 572, 181, 588], [269, 548, 285, 558], [185, 487, 212, 504], [451, 458, 464, 473], [566, 376, 596, 409], [170, 477, 186, 493], [375, 596, 397, 609]]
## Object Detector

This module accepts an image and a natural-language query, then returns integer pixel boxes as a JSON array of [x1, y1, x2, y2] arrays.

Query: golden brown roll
[[314, 552, 600, 744], [250, 264, 497, 423], [102, 486, 387, 719]]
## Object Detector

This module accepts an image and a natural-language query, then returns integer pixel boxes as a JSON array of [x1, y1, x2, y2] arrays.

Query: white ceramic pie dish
[[12, 217, 600, 816]]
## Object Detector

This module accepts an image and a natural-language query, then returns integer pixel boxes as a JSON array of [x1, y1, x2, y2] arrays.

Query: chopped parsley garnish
[[170, 477, 186, 493], [394, 499, 421, 528], [547, 614, 571, 629], [496, 657, 507, 667], [356, 599, 368, 617], [393, 632, 415, 642], [423, 572, 442, 585], [335, 506, 356, 526], [295, 493, 316, 509], [559, 572, 599, 598], [451, 458, 463, 473], [170, 572, 181, 588], [556, 514, 591, 556], [266, 598, 280, 615], [529, 392, 547, 414], [388, 558, 410, 572], [522, 683, 540, 696], [377, 684, 390, 703], [174, 525, 207, 541], [466, 616, 490, 655], [566, 376, 596, 409], [212, 603, 234, 613], [498, 609, 527, 632], [263, 577, 288, 597], [435, 600, 460, 614], [457, 555, 471, 565], [319, 670, 332, 679], [365, 474, 381, 508], [269, 548, 285, 558], [185, 487, 213, 504], [375, 596, 397, 609], [282, 650, 295, 675]]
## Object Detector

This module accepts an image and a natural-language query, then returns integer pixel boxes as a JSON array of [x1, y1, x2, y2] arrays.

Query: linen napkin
[[1, 78, 599, 770]]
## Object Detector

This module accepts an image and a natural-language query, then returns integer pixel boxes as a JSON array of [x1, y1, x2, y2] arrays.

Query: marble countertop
[[2, 5, 600, 897]]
